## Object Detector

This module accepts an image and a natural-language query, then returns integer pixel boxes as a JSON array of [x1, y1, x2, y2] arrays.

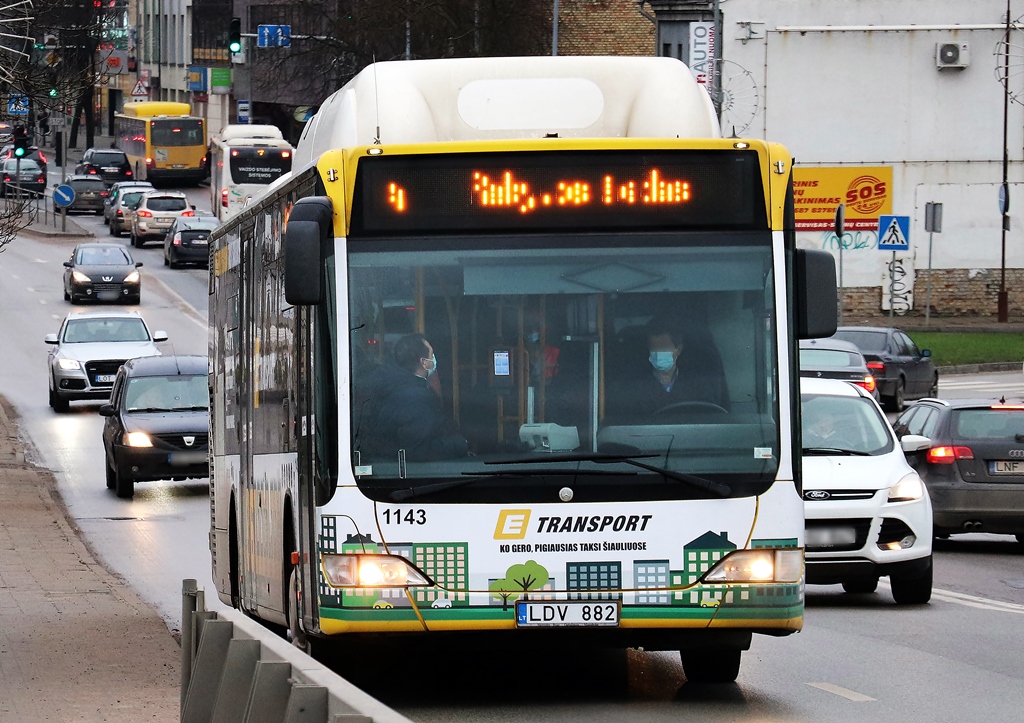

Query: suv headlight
[[71, 271, 90, 283], [888, 473, 925, 503], [57, 358, 81, 370]]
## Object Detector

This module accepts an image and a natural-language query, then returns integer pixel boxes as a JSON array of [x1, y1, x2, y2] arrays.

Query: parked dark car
[[103, 181, 153, 225], [894, 398, 1024, 542], [164, 216, 217, 268], [1, 158, 46, 197], [1, 144, 48, 175], [831, 326, 937, 411], [799, 338, 878, 400], [63, 243, 143, 304], [99, 355, 209, 498], [75, 148, 134, 185], [63, 174, 109, 214]]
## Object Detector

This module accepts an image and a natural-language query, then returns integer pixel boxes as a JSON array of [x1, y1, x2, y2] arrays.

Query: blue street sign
[[7, 95, 29, 116], [877, 214, 910, 251], [53, 185, 76, 208], [257, 25, 274, 48], [257, 24, 291, 48]]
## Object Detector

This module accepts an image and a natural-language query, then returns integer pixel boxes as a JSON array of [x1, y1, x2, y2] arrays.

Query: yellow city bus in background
[[113, 101, 207, 185]]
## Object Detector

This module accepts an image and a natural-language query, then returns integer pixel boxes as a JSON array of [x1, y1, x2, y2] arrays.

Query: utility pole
[[999, 0, 1011, 322], [552, 0, 559, 56]]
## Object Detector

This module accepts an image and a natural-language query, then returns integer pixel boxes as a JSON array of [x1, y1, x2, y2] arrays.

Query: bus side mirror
[[284, 196, 334, 306], [795, 249, 838, 340]]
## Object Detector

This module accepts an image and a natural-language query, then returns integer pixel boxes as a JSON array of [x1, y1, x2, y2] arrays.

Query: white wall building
[[717, 0, 1024, 315]]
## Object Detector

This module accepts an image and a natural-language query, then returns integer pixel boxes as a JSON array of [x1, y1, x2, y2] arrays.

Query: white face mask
[[424, 354, 437, 376], [649, 351, 675, 372]]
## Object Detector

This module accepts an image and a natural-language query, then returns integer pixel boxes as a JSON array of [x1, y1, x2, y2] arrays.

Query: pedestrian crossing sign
[[130, 80, 149, 98], [877, 214, 910, 251]]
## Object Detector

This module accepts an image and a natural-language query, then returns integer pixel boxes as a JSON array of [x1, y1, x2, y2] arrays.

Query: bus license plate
[[516, 601, 619, 627], [805, 526, 857, 548], [172, 164, 185, 169], [991, 460, 1024, 474]]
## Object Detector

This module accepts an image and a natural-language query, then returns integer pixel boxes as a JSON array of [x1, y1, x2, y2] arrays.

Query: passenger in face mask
[[367, 333, 469, 461]]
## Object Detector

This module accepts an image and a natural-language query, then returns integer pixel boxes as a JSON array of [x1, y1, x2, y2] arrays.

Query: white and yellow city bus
[[209, 124, 293, 221], [208, 57, 837, 682], [113, 101, 207, 184]]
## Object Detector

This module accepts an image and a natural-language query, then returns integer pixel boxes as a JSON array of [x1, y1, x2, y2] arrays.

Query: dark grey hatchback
[[832, 326, 937, 411], [894, 398, 1024, 542], [163, 216, 217, 269], [99, 355, 209, 498]]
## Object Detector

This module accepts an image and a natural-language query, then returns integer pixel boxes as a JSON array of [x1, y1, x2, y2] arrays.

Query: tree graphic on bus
[[489, 560, 550, 611]]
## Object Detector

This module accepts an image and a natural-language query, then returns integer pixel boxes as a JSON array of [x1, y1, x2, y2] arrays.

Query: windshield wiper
[[390, 468, 636, 502], [802, 447, 872, 457], [486, 453, 731, 497]]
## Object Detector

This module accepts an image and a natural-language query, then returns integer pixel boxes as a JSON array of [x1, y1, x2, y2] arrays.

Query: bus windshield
[[349, 234, 779, 503], [151, 119, 204, 146], [229, 147, 292, 184]]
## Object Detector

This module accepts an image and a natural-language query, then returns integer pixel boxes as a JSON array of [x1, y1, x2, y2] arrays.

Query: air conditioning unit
[[936, 42, 970, 69]]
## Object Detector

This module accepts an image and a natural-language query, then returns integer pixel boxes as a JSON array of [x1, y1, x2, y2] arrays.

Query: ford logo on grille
[[1010, 449, 1024, 458], [804, 490, 831, 500]]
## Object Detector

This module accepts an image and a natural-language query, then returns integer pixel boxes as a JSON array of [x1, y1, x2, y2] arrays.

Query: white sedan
[[800, 377, 934, 604]]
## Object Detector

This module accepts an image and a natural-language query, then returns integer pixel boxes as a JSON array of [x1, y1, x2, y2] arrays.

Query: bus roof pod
[[294, 56, 721, 168], [220, 124, 285, 143]]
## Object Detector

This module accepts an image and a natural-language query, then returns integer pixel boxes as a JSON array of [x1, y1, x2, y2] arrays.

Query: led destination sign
[[350, 150, 767, 235]]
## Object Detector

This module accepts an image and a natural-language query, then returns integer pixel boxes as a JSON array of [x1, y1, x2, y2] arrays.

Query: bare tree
[[247, 0, 550, 108]]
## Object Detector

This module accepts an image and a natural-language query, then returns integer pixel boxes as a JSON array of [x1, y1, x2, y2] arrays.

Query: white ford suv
[[801, 377, 934, 604]]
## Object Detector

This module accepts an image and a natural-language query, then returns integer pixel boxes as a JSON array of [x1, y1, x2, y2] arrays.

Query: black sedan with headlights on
[[99, 355, 209, 498], [62, 242, 143, 304]]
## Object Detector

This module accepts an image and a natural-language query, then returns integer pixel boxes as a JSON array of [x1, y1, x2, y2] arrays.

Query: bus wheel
[[680, 648, 741, 684], [287, 569, 309, 653]]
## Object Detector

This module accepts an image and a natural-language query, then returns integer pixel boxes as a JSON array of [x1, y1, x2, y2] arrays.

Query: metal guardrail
[[180, 579, 415, 723]]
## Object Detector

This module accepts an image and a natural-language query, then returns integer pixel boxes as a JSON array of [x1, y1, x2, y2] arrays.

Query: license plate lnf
[[515, 600, 619, 627], [992, 460, 1024, 474]]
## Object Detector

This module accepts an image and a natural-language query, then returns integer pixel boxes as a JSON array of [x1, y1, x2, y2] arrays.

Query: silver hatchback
[[130, 191, 193, 247]]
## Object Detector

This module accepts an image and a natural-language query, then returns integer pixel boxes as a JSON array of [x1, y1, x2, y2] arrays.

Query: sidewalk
[[0, 396, 179, 721]]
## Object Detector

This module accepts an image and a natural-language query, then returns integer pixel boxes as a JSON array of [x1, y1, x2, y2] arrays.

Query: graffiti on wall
[[820, 231, 878, 253], [881, 256, 913, 314]]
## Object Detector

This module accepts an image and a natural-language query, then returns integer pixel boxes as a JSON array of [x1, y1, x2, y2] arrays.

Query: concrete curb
[[938, 362, 1023, 375], [20, 226, 94, 240]]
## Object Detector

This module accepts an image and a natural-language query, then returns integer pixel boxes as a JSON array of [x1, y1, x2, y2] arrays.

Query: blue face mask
[[526, 332, 540, 343], [649, 351, 675, 372], [426, 354, 437, 376]]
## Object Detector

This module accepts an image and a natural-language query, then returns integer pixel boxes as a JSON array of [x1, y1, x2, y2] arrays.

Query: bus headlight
[[704, 549, 803, 584], [321, 554, 433, 588]]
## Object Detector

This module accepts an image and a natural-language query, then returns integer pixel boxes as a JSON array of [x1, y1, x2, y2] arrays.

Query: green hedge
[[907, 332, 1024, 367]]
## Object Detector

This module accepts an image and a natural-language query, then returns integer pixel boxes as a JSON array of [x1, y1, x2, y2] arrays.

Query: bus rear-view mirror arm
[[284, 196, 334, 306]]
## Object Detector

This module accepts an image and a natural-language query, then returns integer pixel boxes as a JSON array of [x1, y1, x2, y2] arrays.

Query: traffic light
[[229, 17, 242, 54], [12, 126, 29, 158], [49, 88, 58, 98]]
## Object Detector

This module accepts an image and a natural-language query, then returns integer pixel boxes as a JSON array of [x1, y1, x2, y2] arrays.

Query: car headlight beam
[[704, 548, 804, 584], [71, 271, 90, 283], [888, 473, 925, 503], [124, 270, 140, 284], [124, 431, 153, 448], [57, 358, 81, 370], [321, 554, 433, 588]]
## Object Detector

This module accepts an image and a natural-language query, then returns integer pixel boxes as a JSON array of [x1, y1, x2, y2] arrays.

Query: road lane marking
[[26, 286, 34, 292], [806, 682, 876, 702], [878, 581, 1024, 614]]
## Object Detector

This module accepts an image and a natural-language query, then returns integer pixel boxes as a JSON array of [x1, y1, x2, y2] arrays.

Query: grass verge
[[908, 332, 1024, 367]]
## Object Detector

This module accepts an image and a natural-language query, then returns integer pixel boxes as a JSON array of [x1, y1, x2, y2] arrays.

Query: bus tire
[[287, 568, 309, 653], [890, 555, 932, 605], [680, 648, 741, 684]]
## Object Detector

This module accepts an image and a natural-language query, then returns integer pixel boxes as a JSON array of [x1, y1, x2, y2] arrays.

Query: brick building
[[556, 1, 654, 56]]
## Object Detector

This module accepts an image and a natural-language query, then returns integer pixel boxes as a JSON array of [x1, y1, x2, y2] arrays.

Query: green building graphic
[[413, 542, 469, 606], [566, 561, 622, 600]]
